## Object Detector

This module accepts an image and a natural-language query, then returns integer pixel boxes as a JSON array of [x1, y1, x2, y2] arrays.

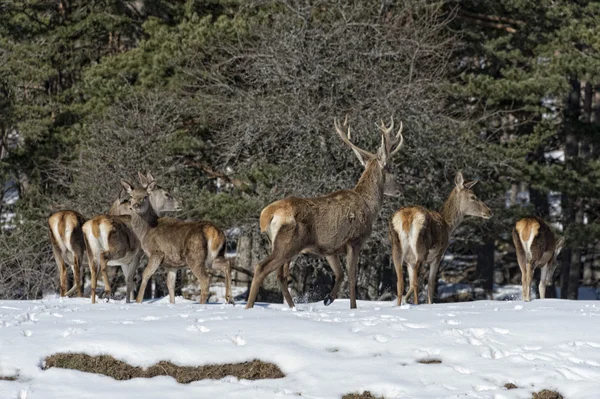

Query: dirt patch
[[417, 358, 442, 364], [342, 391, 384, 399], [44, 353, 284, 383], [0, 375, 18, 381], [533, 390, 563, 399], [504, 383, 518, 389]]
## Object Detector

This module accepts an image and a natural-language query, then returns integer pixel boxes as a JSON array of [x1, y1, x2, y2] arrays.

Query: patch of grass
[[533, 390, 563, 399], [342, 391, 384, 399], [504, 383, 518, 389], [0, 375, 18, 381], [44, 353, 284, 383], [417, 358, 442, 364]]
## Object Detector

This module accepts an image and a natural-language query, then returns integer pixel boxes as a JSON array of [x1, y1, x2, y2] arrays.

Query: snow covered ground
[[1, 296, 600, 399]]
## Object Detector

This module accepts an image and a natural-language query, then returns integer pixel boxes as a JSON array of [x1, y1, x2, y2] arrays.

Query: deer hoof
[[323, 294, 334, 306]]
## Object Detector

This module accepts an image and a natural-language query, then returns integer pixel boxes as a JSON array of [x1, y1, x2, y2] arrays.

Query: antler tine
[[389, 120, 404, 157], [377, 116, 395, 155], [333, 117, 376, 159]]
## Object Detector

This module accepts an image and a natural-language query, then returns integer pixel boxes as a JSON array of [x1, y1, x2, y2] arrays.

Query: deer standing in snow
[[48, 189, 134, 297], [512, 216, 565, 301], [82, 172, 180, 304], [245, 116, 404, 310], [121, 179, 234, 305], [389, 171, 492, 305]]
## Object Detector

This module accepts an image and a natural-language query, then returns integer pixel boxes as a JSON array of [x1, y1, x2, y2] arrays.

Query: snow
[[1, 297, 600, 398]]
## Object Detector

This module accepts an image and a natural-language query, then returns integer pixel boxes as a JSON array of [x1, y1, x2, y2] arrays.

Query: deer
[[120, 178, 234, 305], [82, 172, 180, 304], [245, 116, 404, 310], [389, 171, 493, 305], [47, 188, 133, 298], [512, 216, 565, 301]]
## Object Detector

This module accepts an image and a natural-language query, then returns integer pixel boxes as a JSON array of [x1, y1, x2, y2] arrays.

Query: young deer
[[245, 116, 404, 310], [82, 172, 180, 304], [512, 216, 565, 301], [121, 179, 234, 305], [48, 190, 132, 297], [389, 171, 492, 305], [48, 211, 87, 297]]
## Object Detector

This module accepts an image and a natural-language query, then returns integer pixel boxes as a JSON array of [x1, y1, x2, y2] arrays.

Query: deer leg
[[412, 260, 422, 305], [49, 231, 68, 297], [324, 255, 343, 306], [539, 264, 548, 299], [346, 244, 362, 309], [84, 241, 98, 304], [65, 254, 82, 297], [74, 252, 83, 297], [427, 249, 446, 305], [246, 225, 299, 309], [246, 254, 289, 309], [213, 257, 234, 305], [198, 267, 210, 304], [513, 228, 528, 302], [125, 251, 141, 304], [525, 262, 533, 301], [89, 259, 98, 304], [166, 269, 177, 304], [277, 262, 294, 308], [187, 250, 210, 304], [99, 251, 112, 300], [545, 260, 559, 296], [403, 263, 415, 304], [136, 254, 164, 303], [391, 240, 404, 306]]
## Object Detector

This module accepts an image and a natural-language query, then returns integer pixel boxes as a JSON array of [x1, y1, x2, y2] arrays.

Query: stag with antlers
[[245, 116, 404, 309]]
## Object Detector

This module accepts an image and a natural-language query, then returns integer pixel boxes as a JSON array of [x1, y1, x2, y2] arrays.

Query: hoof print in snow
[[504, 383, 518, 390], [342, 391, 384, 399], [417, 358, 442, 364], [326, 347, 339, 353], [533, 390, 563, 399], [43, 353, 284, 382]]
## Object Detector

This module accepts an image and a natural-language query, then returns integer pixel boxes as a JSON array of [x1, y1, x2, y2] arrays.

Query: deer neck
[[439, 188, 464, 235], [353, 159, 384, 214], [129, 205, 159, 242]]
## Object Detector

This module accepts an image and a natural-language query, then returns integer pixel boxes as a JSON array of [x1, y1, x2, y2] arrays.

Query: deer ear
[[146, 180, 157, 192], [146, 171, 155, 183], [454, 171, 465, 189], [464, 180, 478, 189], [137, 171, 148, 188], [120, 179, 134, 194]]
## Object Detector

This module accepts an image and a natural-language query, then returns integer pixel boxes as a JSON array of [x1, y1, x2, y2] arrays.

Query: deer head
[[334, 115, 403, 197], [453, 171, 493, 219], [120, 172, 181, 214]]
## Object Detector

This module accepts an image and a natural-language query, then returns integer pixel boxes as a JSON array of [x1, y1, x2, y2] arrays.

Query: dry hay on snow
[[44, 353, 284, 383]]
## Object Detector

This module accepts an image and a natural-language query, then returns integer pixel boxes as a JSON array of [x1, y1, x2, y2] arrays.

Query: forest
[[1, 0, 599, 303]]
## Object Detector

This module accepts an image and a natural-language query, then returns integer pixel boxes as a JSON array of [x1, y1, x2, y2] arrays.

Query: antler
[[334, 115, 376, 160], [378, 116, 403, 157]]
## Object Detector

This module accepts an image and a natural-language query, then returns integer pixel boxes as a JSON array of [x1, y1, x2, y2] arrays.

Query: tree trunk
[[476, 240, 494, 299], [560, 247, 572, 299], [564, 78, 582, 300]]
